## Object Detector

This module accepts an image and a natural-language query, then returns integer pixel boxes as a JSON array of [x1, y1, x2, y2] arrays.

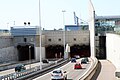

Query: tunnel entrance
[[17, 44, 35, 61], [46, 45, 64, 58], [96, 36, 106, 59], [70, 44, 90, 58]]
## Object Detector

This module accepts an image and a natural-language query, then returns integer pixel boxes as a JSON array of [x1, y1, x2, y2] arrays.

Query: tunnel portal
[[70, 44, 90, 58], [46, 45, 64, 58], [45, 44, 90, 58], [17, 44, 35, 61]]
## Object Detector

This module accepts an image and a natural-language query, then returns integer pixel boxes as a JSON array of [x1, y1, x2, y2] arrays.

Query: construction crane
[[73, 12, 79, 26]]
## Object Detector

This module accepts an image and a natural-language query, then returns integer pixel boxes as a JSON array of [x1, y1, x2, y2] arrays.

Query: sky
[[0, 0, 120, 30]]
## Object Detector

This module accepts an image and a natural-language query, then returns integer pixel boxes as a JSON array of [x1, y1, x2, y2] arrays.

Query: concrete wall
[[43, 30, 90, 46], [13, 35, 37, 46], [106, 33, 120, 71], [0, 36, 13, 48], [0, 36, 16, 63], [35, 47, 45, 61], [0, 47, 17, 63], [13, 35, 45, 47]]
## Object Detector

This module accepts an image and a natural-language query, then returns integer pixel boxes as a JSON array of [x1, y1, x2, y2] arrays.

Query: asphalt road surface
[[33, 59, 91, 80]]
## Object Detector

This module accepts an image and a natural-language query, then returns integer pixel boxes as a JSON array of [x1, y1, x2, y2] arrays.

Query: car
[[84, 57, 89, 62], [74, 62, 82, 69], [74, 55, 80, 59], [15, 64, 26, 72], [81, 58, 88, 64], [42, 59, 49, 63], [71, 58, 76, 63], [51, 68, 67, 80]]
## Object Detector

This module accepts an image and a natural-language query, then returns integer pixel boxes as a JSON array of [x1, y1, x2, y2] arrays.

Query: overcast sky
[[0, 0, 120, 30]]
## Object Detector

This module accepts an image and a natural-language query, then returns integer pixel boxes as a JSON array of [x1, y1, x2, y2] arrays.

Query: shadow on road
[[91, 60, 102, 80]]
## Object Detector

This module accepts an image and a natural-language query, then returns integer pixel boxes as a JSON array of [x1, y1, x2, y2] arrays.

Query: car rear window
[[75, 64, 80, 66], [53, 70, 62, 73]]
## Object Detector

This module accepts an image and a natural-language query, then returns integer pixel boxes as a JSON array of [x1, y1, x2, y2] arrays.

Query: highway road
[[0, 61, 55, 76], [33, 59, 91, 80]]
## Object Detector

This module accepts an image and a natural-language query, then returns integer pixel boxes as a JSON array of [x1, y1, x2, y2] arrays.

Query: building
[[95, 15, 120, 59], [95, 15, 120, 35], [9, 26, 90, 62], [1, 15, 120, 62], [65, 25, 88, 31], [65, 15, 120, 35], [65, 15, 120, 59]]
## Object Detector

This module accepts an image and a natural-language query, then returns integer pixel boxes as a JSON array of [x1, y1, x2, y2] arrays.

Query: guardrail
[[79, 57, 98, 80], [0, 60, 39, 71], [0, 58, 69, 80], [0, 58, 98, 80]]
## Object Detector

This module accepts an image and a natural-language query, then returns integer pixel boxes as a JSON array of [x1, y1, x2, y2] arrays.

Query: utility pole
[[39, 0, 42, 70], [62, 10, 66, 59]]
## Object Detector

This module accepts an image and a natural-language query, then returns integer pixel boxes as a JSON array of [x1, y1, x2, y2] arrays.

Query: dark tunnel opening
[[45, 44, 90, 59], [17, 44, 35, 61], [46, 45, 64, 58], [70, 44, 90, 58]]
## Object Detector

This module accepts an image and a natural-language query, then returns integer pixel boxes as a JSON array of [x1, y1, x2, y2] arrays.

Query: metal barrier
[[0, 58, 98, 80], [0, 67, 39, 80], [0, 58, 68, 80]]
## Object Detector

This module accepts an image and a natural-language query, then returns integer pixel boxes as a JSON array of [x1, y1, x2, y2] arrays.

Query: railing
[[0, 58, 69, 80], [0, 60, 39, 71], [0, 58, 98, 80]]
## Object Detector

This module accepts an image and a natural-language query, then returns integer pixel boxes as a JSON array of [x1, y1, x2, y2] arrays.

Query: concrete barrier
[[79, 57, 98, 80]]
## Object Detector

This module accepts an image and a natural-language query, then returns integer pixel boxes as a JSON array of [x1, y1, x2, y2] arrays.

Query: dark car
[[84, 57, 89, 62], [71, 58, 76, 63], [42, 59, 49, 63], [81, 58, 87, 64], [15, 64, 26, 72]]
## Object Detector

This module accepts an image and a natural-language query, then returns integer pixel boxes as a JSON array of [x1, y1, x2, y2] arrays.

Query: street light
[[29, 46, 31, 69], [62, 10, 66, 59], [39, 0, 42, 70]]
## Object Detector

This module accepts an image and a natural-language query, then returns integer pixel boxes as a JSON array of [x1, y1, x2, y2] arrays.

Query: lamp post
[[29, 46, 31, 69], [89, 0, 95, 58], [39, 0, 42, 70], [62, 10, 66, 59]]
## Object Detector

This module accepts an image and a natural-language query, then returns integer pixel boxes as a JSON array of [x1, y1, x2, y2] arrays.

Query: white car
[[51, 68, 67, 80], [74, 55, 80, 59]]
